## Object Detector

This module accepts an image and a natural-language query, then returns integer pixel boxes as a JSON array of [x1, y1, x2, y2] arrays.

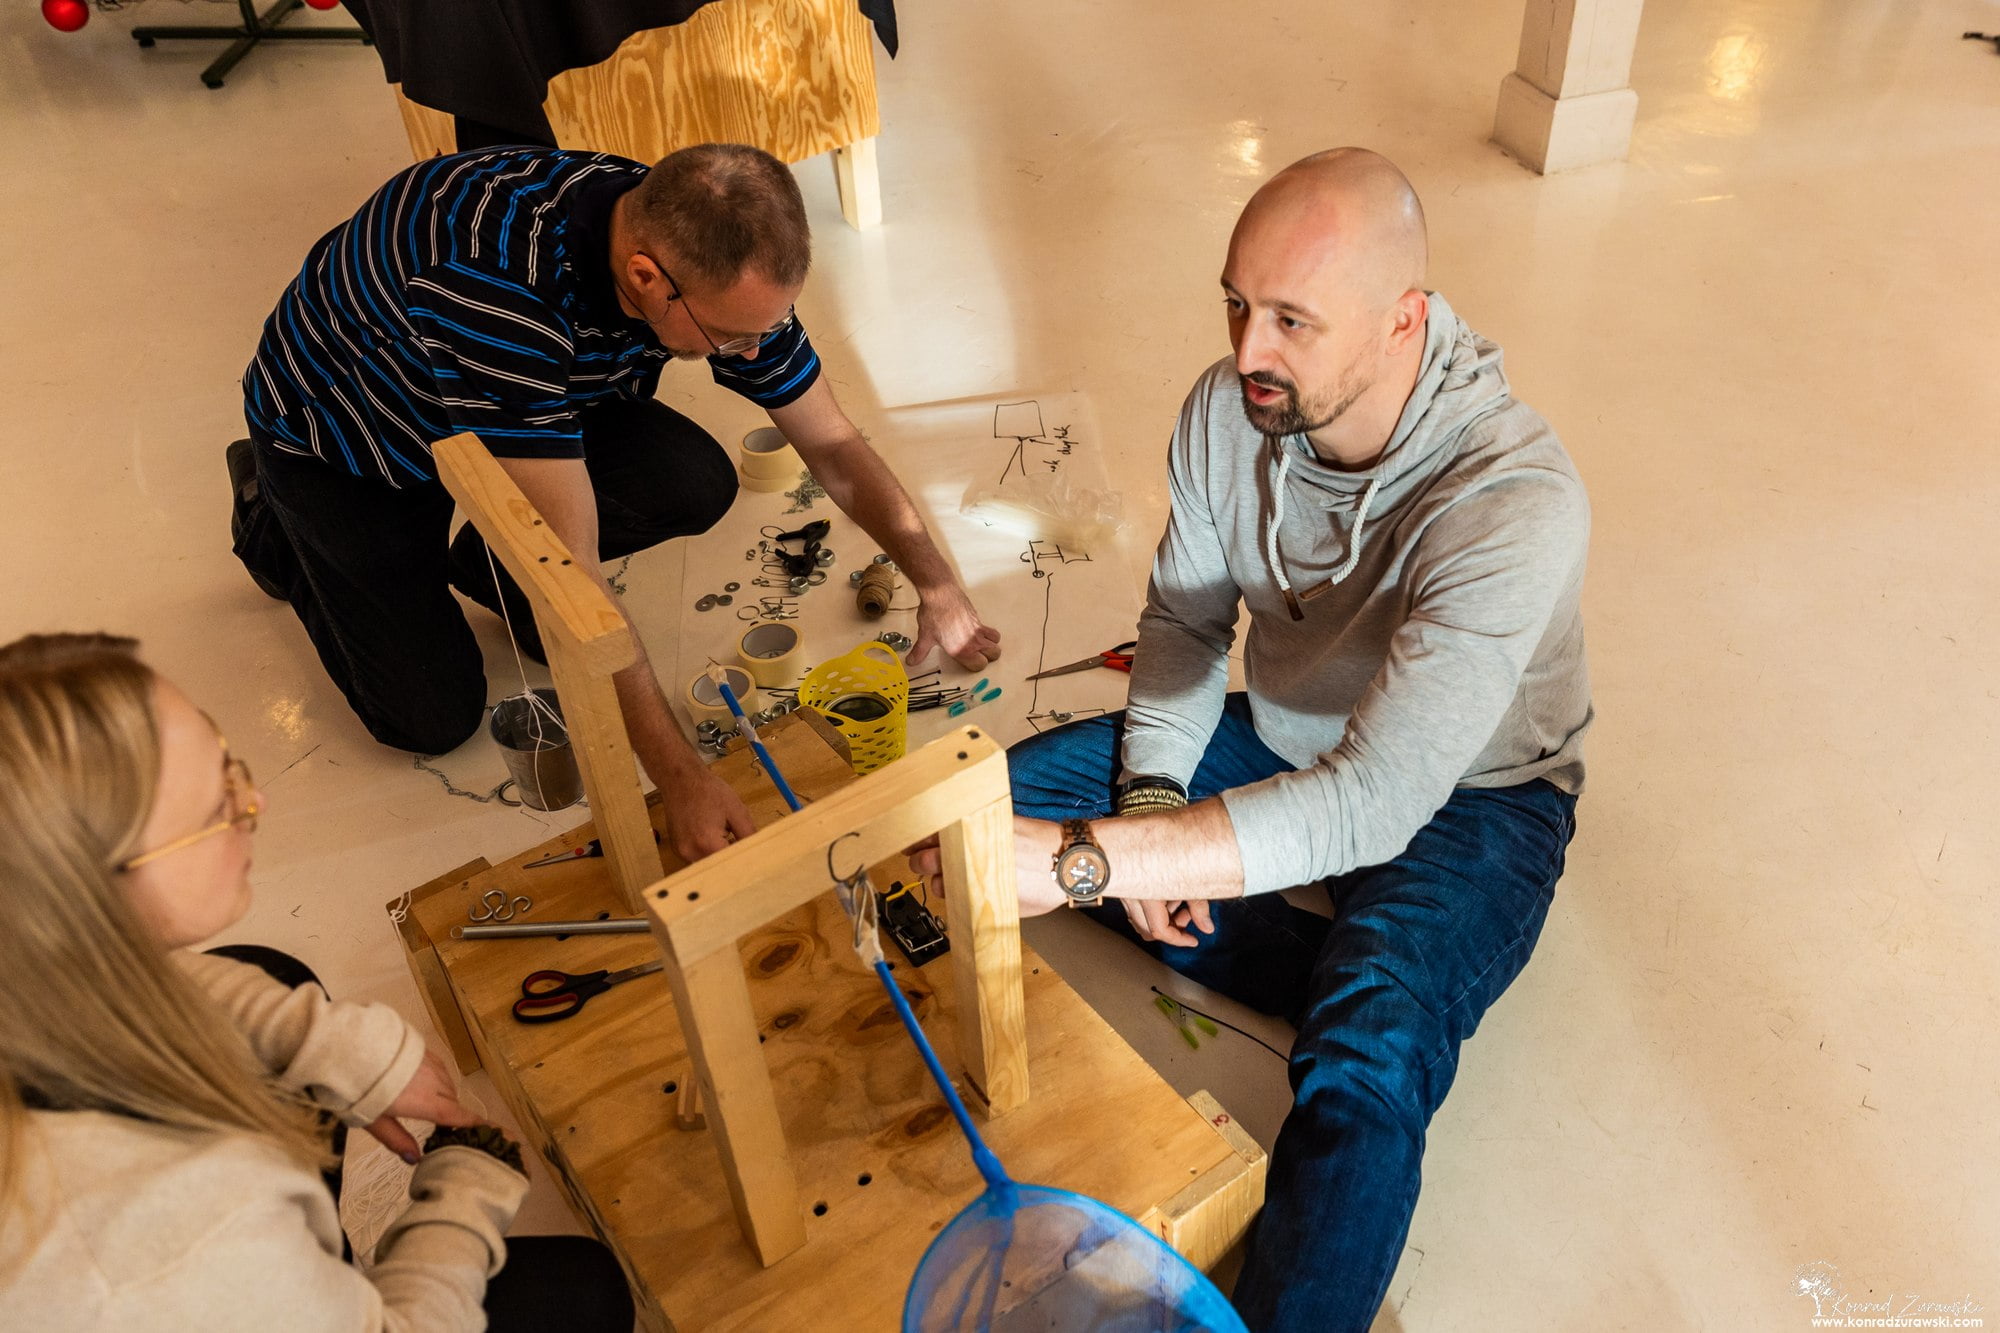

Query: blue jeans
[[1007, 695, 1577, 1333]]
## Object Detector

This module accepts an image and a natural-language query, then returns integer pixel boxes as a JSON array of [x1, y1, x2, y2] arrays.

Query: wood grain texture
[[832, 136, 881, 229], [388, 857, 492, 1075], [937, 795, 1028, 1114], [391, 1, 879, 169], [392, 85, 456, 157], [648, 726, 1010, 966], [434, 432, 659, 913], [1138, 1089, 1270, 1273], [544, 0, 880, 166], [404, 713, 1257, 1329]]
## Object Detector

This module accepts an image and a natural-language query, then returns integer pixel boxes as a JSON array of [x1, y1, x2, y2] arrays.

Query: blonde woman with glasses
[[0, 633, 632, 1331]]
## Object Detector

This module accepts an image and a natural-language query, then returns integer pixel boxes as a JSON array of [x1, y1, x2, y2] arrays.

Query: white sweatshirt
[[0, 951, 529, 1332]]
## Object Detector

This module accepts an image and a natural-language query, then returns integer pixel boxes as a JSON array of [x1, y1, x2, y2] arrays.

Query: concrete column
[[1493, 0, 1646, 173]]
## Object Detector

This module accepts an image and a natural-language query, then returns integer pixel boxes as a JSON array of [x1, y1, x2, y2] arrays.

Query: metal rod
[[450, 918, 650, 940]]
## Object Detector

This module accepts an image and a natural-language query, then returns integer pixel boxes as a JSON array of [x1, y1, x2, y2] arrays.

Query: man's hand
[[366, 1046, 481, 1164], [909, 584, 1002, 672], [904, 815, 1065, 916], [1120, 898, 1215, 949], [661, 763, 760, 863]]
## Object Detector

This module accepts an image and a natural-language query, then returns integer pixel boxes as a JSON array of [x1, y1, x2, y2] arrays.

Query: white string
[[482, 542, 566, 809], [1265, 439, 1384, 603]]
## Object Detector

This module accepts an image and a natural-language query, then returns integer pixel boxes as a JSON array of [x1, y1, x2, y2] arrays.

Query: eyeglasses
[[646, 254, 795, 358], [116, 735, 260, 872]]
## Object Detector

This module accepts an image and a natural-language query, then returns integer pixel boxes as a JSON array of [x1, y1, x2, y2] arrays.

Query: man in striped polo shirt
[[232, 143, 1000, 861]]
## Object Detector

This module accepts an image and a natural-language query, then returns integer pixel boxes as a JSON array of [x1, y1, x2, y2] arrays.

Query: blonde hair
[[0, 633, 331, 1257]]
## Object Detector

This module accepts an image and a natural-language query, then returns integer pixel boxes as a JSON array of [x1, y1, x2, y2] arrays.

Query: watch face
[[1056, 846, 1110, 893]]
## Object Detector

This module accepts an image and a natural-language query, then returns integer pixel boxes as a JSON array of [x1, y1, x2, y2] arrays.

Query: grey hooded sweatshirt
[[1120, 292, 1591, 896]]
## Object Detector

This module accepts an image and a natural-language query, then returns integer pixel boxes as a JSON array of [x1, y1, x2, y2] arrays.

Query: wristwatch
[[1052, 818, 1111, 908]]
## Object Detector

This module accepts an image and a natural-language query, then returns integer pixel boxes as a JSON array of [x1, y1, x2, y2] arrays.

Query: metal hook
[[826, 830, 866, 886]]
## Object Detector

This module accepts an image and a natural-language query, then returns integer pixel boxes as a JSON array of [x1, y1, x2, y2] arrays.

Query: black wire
[[1150, 986, 1290, 1061]]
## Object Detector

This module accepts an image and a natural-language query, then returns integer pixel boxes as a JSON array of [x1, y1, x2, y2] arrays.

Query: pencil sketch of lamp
[[1794, 1261, 1842, 1317]]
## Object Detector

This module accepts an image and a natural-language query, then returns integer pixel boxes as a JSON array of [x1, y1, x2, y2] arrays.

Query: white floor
[[4, 1, 1999, 1328]]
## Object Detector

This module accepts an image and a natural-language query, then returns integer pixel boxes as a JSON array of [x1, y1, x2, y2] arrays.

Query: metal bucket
[[489, 688, 583, 811]]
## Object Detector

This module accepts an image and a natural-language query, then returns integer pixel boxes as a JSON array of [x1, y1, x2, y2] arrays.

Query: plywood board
[[403, 713, 1248, 1330], [391, 0, 879, 168]]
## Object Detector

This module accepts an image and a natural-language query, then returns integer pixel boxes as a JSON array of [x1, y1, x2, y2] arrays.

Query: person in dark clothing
[[232, 143, 999, 863]]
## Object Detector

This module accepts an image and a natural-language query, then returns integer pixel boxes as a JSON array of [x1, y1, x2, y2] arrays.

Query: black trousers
[[207, 945, 635, 1333], [233, 398, 737, 755]]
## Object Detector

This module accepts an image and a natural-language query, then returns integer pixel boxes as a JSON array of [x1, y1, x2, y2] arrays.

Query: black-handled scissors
[[512, 960, 664, 1023], [1027, 640, 1136, 681]]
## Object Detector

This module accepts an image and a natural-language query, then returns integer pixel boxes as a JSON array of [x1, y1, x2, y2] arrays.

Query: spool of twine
[[855, 563, 897, 618]]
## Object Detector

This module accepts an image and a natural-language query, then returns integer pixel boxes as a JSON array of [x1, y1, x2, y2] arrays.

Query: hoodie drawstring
[[1267, 439, 1383, 621]]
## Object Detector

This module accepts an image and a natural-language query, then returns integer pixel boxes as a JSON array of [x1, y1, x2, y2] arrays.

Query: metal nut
[[872, 554, 893, 565], [788, 576, 809, 593], [849, 569, 864, 585], [815, 548, 836, 567], [876, 631, 913, 652]]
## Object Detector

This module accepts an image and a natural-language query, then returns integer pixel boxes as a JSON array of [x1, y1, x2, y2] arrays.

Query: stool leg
[[833, 139, 882, 231]]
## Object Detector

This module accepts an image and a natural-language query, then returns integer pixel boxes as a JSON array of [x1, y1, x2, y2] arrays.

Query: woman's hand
[[366, 1046, 481, 1163]]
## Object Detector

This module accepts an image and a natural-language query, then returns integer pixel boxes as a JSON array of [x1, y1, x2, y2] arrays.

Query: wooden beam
[[646, 727, 1010, 966], [433, 432, 660, 913], [937, 795, 1028, 1114], [660, 945, 808, 1266], [832, 138, 881, 230], [432, 434, 635, 676]]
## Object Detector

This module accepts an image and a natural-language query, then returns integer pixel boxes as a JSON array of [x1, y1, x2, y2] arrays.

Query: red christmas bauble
[[43, 0, 90, 31]]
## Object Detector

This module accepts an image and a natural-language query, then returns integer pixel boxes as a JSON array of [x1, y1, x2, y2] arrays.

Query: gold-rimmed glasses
[[116, 736, 259, 872], [640, 253, 795, 358]]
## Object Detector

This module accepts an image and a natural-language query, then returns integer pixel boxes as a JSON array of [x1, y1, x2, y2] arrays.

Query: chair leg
[[832, 139, 882, 231]]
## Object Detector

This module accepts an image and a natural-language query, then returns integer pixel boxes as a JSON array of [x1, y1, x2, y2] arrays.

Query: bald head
[[1237, 148, 1427, 311], [1221, 149, 1433, 460]]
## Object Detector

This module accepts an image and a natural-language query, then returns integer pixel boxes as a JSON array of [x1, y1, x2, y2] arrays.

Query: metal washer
[[695, 594, 718, 612]]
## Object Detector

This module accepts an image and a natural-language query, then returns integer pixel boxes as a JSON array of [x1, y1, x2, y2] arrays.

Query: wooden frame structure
[[417, 433, 1263, 1325]]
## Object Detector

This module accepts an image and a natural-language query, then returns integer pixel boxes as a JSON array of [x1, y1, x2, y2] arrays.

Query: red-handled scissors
[[512, 960, 664, 1023], [1027, 640, 1136, 681]]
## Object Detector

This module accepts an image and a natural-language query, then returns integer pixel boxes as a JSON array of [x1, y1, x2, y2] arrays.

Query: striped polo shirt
[[241, 147, 822, 489]]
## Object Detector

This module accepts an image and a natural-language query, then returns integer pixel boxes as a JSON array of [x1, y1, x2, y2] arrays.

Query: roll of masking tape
[[740, 427, 803, 481], [737, 622, 804, 689], [741, 469, 795, 493], [685, 665, 760, 725]]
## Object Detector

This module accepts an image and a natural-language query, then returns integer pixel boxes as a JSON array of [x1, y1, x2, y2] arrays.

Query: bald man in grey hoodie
[[932, 150, 1592, 1329]]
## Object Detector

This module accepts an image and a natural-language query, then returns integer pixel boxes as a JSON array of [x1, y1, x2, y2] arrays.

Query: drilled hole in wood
[[857, 1173, 872, 1187], [662, 1081, 678, 1095], [957, 751, 968, 760], [657, 889, 669, 899], [596, 911, 610, 920], [561, 559, 572, 566], [538, 556, 548, 563], [812, 1201, 828, 1217], [688, 891, 700, 901]]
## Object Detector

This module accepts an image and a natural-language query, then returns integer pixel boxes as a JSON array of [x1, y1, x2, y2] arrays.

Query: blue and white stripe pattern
[[242, 147, 823, 489]]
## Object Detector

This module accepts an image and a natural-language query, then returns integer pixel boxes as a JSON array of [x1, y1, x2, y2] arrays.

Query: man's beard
[[1239, 370, 1369, 438]]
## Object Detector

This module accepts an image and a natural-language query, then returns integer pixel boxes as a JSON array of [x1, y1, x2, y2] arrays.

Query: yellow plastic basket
[[797, 641, 910, 774]]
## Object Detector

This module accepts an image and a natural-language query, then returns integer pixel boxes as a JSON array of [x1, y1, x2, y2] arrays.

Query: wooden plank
[[407, 714, 1251, 1327], [648, 726, 1010, 966], [433, 432, 660, 914], [544, 646, 659, 915], [831, 137, 881, 230], [544, 0, 881, 167], [1138, 1090, 1270, 1273], [387, 856, 492, 1075], [936, 795, 1028, 1114], [391, 86, 456, 157], [661, 946, 808, 1266], [431, 434, 634, 674]]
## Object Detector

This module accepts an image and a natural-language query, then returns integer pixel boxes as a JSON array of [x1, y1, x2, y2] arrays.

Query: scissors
[[1026, 640, 1136, 681], [512, 960, 665, 1024]]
